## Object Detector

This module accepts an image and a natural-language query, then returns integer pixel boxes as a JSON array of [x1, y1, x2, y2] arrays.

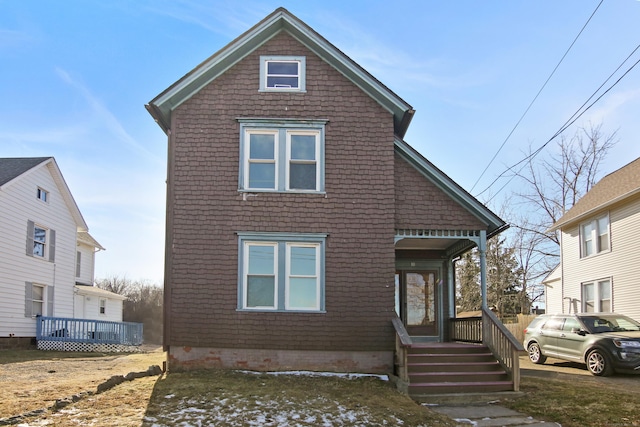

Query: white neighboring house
[[544, 157, 640, 320], [0, 157, 121, 347]]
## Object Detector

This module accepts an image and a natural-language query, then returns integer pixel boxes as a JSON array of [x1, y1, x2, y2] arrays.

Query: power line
[[477, 47, 640, 203], [470, 0, 604, 193]]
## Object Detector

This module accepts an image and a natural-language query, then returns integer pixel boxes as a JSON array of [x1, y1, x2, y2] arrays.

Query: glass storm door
[[400, 271, 438, 336]]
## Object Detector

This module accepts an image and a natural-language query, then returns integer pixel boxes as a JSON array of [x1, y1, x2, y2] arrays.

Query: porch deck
[[36, 316, 143, 352]]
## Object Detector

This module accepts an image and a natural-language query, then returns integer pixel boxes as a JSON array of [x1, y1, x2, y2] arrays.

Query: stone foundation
[[168, 347, 393, 374]]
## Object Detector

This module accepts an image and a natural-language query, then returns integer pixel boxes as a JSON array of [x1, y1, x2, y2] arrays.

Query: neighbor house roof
[[0, 157, 52, 187], [0, 157, 88, 231], [146, 7, 414, 138], [549, 157, 640, 231], [74, 285, 127, 300], [78, 231, 105, 251]]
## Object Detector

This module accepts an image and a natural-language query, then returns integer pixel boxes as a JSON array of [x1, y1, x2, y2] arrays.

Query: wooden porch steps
[[406, 343, 513, 396]]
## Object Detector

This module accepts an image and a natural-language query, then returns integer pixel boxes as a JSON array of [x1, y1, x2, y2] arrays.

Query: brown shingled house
[[147, 7, 520, 395]]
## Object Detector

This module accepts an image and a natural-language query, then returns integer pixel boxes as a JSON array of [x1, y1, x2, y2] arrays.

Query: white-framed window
[[238, 120, 325, 193], [238, 232, 326, 312], [582, 279, 611, 313], [37, 187, 48, 202], [26, 220, 56, 262], [99, 298, 106, 315], [580, 214, 610, 257], [24, 282, 54, 317], [259, 56, 306, 92]]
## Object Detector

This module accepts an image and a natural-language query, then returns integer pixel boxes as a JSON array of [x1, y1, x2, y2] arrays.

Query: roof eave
[[549, 187, 640, 232]]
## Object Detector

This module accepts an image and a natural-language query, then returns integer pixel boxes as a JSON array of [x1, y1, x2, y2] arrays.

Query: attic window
[[260, 56, 306, 92], [37, 187, 48, 202]]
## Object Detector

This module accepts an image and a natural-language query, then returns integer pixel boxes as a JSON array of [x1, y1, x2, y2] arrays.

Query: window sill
[[239, 189, 326, 195], [236, 308, 326, 314]]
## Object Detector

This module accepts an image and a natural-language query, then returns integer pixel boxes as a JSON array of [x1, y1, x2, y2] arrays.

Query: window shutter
[[26, 220, 34, 257], [76, 251, 81, 277], [25, 282, 33, 317], [47, 286, 54, 316], [48, 229, 56, 262]]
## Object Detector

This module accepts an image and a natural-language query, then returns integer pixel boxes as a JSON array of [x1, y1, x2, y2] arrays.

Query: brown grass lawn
[[0, 349, 455, 426]]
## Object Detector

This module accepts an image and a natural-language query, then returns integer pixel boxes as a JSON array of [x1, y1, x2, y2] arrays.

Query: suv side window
[[563, 317, 580, 332], [543, 317, 564, 331]]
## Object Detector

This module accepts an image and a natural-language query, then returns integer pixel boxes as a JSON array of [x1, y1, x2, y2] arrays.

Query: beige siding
[[558, 196, 640, 319], [0, 164, 78, 337]]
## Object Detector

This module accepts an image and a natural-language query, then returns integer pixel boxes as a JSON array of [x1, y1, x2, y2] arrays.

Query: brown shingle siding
[[167, 32, 396, 352], [394, 153, 486, 230]]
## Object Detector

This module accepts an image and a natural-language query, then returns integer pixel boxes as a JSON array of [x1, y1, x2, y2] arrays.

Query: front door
[[397, 270, 439, 336]]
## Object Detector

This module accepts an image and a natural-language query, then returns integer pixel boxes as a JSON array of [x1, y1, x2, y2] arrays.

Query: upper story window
[[37, 187, 48, 202], [26, 220, 56, 262], [237, 232, 326, 312], [580, 213, 610, 258], [259, 56, 306, 92], [33, 226, 47, 258], [238, 119, 325, 193]]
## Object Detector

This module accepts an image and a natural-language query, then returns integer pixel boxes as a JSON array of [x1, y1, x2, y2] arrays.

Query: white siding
[[0, 164, 79, 337], [73, 291, 124, 322], [76, 241, 95, 285], [558, 196, 640, 320]]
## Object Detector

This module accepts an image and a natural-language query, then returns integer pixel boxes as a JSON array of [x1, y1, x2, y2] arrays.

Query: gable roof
[[0, 157, 88, 231], [146, 7, 414, 138], [0, 157, 52, 187], [394, 138, 507, 237], [550, 157, 640, 231]]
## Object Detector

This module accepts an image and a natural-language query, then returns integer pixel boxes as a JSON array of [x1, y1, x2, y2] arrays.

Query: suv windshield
[[579, 314, 640, 333]]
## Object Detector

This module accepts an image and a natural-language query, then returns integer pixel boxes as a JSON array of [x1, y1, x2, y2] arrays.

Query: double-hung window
[[26, 220, 55, 261], [238, 233, 326, 312], [24, 282, 53, 317], [239, 120, 325, 193], [259, 56, 306, 92], [582, 279, 612, 312], [580, 214, 610, 257]]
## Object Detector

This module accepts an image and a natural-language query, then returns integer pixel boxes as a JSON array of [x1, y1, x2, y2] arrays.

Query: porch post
[[478, 230, 488, 309]]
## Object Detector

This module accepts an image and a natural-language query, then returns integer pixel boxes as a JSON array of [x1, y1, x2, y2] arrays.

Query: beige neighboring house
[[545, 157, 640, 320]]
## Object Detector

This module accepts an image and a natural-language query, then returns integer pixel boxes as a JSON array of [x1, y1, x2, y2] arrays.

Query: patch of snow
[[236, 369, 389, 381]]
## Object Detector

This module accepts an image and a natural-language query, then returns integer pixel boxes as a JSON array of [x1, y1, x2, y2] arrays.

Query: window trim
[[37, 187, 49, 203], [581, 278, 612, 313], [237, 232, 326, 312], [259, 56, 306, 92], [580, 213, 610, 258], [238, 119, 326, 193]]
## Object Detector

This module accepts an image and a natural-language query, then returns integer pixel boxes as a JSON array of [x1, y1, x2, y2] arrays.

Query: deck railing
[[36, 316, 143, 346], [481, 307, 525, 391], [450, 316, 483, 343], [449, 309, 525, 391]]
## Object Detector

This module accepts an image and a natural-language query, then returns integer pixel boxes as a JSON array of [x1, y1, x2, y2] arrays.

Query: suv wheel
[[586, 349, 614, 376], [528, 342, 547, 364]]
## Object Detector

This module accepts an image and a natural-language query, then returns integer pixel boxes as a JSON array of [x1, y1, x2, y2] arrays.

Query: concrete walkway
[[426, 402, 560, 426]]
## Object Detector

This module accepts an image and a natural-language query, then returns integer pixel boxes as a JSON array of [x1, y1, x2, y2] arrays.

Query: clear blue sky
[[2, 1, 639, 284]]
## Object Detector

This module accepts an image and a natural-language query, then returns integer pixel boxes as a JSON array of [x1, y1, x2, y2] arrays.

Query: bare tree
[[507, 123, 617, 311]]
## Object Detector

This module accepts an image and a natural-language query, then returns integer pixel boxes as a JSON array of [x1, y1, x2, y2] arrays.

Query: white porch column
[[478, 230, 488, 309]]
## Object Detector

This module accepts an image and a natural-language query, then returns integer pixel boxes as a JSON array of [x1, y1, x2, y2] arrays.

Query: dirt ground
[[0, 346, 165, 420]]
